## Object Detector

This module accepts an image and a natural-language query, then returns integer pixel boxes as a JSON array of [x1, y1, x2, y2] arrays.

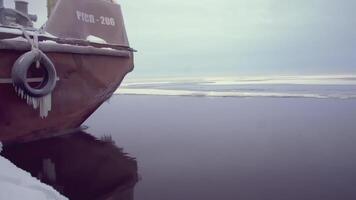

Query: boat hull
[[0, 50, 133, 142]]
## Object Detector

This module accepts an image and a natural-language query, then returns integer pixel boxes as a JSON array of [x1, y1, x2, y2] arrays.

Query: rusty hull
[[0, 49, 133, 142]]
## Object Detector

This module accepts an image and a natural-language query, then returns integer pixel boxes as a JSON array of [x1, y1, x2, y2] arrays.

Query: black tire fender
[[12, 49, 57, 98]]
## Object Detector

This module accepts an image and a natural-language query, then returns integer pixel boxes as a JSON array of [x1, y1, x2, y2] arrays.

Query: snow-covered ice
[[0, 143, 67, 200]]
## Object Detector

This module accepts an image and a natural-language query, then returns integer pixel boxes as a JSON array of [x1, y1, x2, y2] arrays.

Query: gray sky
[[13, 0, 356, 77]]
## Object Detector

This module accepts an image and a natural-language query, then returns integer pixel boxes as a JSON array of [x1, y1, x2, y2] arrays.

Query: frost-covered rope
[[21, 28, 41, 67]]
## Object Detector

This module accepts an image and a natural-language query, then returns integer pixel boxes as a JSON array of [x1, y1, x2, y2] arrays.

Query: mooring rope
[[21, 28, 41, 68]]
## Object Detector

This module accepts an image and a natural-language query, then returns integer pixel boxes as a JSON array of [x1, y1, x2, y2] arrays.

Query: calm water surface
[[2, 95, 356, 200]]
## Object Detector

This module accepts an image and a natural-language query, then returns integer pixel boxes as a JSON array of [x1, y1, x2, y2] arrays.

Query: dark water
[[2, 95, 356, 200]]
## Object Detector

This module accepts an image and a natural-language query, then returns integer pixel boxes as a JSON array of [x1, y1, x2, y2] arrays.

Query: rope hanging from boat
[[11, 29, 57, 118]]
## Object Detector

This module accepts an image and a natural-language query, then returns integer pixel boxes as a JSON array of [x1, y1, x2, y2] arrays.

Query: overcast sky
[[13, 0, 356, 77]]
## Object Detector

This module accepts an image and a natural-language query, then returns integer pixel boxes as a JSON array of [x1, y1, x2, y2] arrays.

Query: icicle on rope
[[14, 29, 53, 118]]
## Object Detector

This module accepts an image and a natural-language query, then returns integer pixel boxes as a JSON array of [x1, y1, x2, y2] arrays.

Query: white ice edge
[[115, 88, 356, 99], [0, 155, 68, 200], [123, 75, 356, 86], [118, 75, 356, 100]]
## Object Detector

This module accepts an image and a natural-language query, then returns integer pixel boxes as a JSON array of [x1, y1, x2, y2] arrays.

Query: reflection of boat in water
[[1, 130, 138, 200], [0, 0, 134, 142]]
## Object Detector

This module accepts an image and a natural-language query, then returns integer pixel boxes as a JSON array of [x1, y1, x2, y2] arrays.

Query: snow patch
[[86, 35, 107, 44], [0, 156, 67, 200], [42, 40, 57, 44], [100, 47, 116, 51]]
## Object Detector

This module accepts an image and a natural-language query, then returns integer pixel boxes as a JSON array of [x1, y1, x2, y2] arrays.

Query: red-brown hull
[[0, 50, 133, 142]]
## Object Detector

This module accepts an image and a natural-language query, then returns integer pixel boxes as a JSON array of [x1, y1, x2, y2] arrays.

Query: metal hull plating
[[0, 50, 133, 142]]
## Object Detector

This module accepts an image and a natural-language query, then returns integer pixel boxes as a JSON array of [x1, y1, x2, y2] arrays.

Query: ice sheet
[[117, 75, 356, 99]]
